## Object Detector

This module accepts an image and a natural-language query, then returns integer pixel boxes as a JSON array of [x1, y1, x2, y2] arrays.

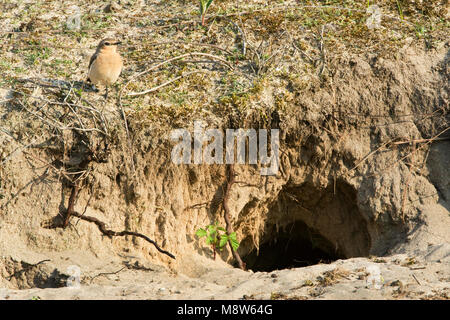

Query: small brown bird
[[87, 38, 123, 98]]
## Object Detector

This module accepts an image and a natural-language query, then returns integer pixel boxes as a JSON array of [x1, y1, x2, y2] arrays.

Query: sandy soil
[[1, 1, 449, 300], [1, 243, 449, 300]]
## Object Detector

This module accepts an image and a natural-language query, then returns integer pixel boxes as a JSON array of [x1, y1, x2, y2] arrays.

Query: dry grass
[[0, 0, 448, 129], [316, 267, 351, 286], [0, 1, 448, 207]]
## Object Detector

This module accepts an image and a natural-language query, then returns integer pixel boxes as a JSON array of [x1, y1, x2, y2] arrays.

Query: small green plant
[[415, 24, 426, 37], [199, 0, 214, 26], [396, 0, 404, 20], [24, 46, 51, 66], [195, 221, 239, 259], [74, 87, 83, 97], [270, 292, 283, 300], [303, 279, 314, 287]]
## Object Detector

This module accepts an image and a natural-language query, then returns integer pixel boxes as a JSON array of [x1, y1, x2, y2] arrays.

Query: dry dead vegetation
[[1, 0, 448, 122], [0, 0, 449, 298]]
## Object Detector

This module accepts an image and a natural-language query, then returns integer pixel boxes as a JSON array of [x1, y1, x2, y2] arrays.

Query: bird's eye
[[104, 42, 110, 46]]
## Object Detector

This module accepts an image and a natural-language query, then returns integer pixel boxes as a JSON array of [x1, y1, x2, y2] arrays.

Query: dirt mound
[[0, 0, 449, 297]]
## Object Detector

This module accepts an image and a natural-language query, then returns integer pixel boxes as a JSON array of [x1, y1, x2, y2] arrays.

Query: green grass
[[0, 59, 12, 71], [45, 58, 74, 77], [24, 47, 52, 66]]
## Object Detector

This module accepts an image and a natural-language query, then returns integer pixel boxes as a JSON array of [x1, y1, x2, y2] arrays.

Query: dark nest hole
[[242, 220, 345, 272], [238, 181, 371, 272]]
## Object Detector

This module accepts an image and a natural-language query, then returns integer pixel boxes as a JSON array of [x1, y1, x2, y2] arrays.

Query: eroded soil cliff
[[0, 0, 449, 299]]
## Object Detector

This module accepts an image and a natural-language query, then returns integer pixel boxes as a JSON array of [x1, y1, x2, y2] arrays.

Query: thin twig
[[0, 140, 36, 165], [292, 41, 315, 63], [347, 140, 393, 174], [411, 274, 421, 285], [369, 127, 450, 178], [10, 87, 109, 123], [71, 211, 175, 260], [140, 40, 233, 55], [213, 4, 366, 19], [184, 201, 212, 211], [64, 87, 87, 130], [122, 52, 233, 92], [206, 17, 217, 35], [0, 167, 49, 210], [22, 150, 72, 182], [390, 137, 450, 145], [409, 266, 426, 270], [127, 71, 205, 97], [18, 99, 106, 135], [89, 267, 126, 284], [318, 25, 327, 75], [226, 18, 247, 56], [284, 192, 313, 214]]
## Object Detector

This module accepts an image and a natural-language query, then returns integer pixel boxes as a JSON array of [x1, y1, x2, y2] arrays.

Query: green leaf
[[207, 224, 216, 233], [217, 226, 226, 232], [219, 234, 228, 248], [207, 225, 217, 237], [229, 232, 240, 251], [195, 228, 207, 238], [199, 0, 213, 15], [199, 0, 207, 15], [230, 239, 239, 251], [206, 236, 213, 245]]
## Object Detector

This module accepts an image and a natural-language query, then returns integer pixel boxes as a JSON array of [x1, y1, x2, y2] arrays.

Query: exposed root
[[71, 211, 176, 260], [41, 192, 176, 260], [89, 266, 126, 284], [63, 183, 79, 228], [223, 165, 246, 270]]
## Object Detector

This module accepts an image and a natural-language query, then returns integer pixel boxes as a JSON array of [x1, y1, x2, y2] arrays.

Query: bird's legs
[[104, 86, 109, 99]]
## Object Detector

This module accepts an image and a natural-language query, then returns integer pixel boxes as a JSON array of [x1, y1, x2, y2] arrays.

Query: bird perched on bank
[[87, 38, 123, 99]]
